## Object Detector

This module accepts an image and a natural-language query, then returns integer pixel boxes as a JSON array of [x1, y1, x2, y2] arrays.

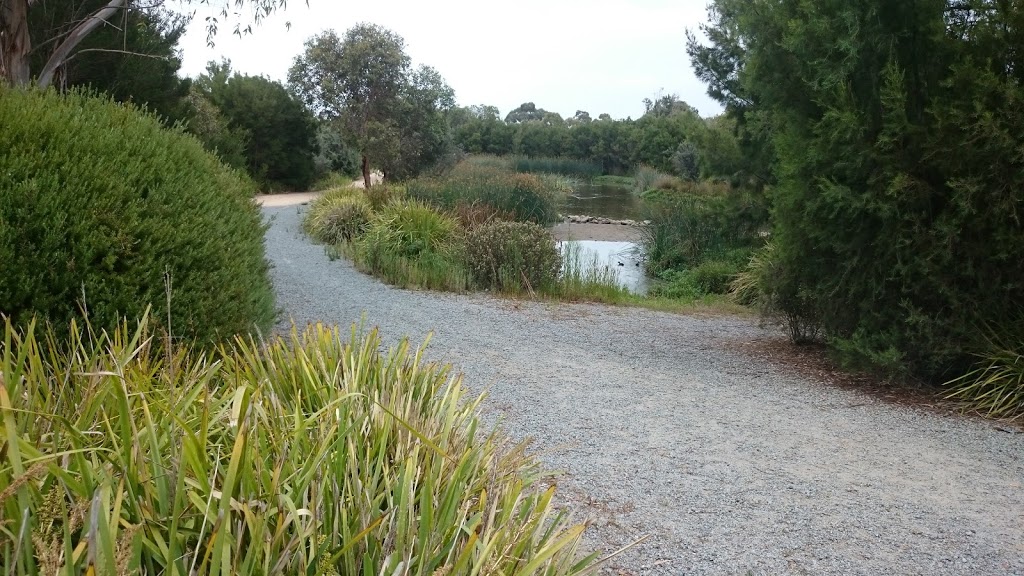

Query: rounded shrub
[[304, 191, 371, 244], [0, 88, 274, 344], [464, 221, 561, 291]]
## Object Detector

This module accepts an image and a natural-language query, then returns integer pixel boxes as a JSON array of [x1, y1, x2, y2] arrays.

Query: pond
[[561, 183, 643, 221], [559, 240, 650, 295]]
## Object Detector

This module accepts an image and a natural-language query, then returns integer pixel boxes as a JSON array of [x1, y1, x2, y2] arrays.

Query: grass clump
[[730, 242, 822, 343], [945, 326, 1024, 420], [464, 221, 562, 292], [632, 164, 671, 195], [0, 315, 598, 574], [304, 191, 372, 244], [407, 161, 565, 225], [351, 200, 471, 291], [0, 87, 274, 345], [557, 242, 634, 302]]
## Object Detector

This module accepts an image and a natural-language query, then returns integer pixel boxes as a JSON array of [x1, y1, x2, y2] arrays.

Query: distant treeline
[[449, 99, 745, 180]]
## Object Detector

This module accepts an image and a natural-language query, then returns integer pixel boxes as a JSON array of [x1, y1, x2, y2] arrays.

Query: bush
[[649, 270, 702, 300], [0, 317, 595, 574], [686, 260, 739, 295], [730, 242, 822, 344], [464, 221, 561, 291], [305, 194, 372, 244], [640, 195, 741, 274], [0, 88, 274, 345], [455, 201, 516, 229], [363, 183, 402, 211], [304, 187, 359, 238], [407, 162, 564, 224], [633, 164, 671, 195], [360, 200, 459, 259]]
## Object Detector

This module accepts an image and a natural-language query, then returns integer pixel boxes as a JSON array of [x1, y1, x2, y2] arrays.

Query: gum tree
[[289, 24, 454, 188], [0, 0, 293, 88]]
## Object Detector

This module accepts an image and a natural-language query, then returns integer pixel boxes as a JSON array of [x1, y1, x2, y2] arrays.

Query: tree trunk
[[361, 155, 371, 189], [37, 0, 125, 88], [0, 0, 32, 86]]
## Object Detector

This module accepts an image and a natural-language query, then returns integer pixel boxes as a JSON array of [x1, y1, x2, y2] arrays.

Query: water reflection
[[562, 184, 642, 221], [559, 240, 648, 294]]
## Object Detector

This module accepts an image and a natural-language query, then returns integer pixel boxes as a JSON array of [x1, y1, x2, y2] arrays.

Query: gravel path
[[264, 205, 1024, 575]]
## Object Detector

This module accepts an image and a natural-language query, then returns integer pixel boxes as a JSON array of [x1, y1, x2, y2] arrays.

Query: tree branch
[[62, 47, 171, 63], [37, 0, 128, 88]]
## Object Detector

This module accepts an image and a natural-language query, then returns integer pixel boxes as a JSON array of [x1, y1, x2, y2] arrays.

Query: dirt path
[[264, 204, 1024, 575]]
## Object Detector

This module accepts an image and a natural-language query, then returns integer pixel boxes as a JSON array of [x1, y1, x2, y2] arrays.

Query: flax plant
[[0, 315, 599, 574]]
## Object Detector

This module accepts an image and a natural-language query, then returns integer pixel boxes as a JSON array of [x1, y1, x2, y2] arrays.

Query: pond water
[[559, 240, 649, 295], [561, 184, 643, 220]]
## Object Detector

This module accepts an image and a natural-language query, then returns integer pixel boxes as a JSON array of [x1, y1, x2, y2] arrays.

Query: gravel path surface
[[265, 205, 1024, 575]]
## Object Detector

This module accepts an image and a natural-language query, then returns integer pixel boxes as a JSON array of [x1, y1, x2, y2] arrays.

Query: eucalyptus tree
[[1, 0, 293, 88], [289, 23, 455, 187]]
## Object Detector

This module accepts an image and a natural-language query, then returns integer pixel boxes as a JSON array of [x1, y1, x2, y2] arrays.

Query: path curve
[[264, 205, 1024, 575]]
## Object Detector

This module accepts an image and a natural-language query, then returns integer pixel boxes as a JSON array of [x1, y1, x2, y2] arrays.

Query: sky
[[177, 0, 723, 121]]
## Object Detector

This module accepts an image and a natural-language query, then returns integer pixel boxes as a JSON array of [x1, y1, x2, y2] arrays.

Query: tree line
[[448, 98, 745, 180]]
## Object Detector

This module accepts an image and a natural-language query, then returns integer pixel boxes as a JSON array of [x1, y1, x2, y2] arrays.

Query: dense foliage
[[450, 97, 745, 180], [407, 161, 567, 225], [689, 0, 1024, 382], [289, 25, 456, 187], [0, 317, 595, 574], [27, 2, 192, 124], [464, 221, 562, 292], [198, 62, 319, 190], [0, 88, 275, 344]]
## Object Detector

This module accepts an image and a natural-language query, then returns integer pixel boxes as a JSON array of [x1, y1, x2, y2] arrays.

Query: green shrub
[[650, 270, 703, 300], [686, 260, 739, 294], [730, 242, 822, 343], [407, 162, 564, 224], [304, 187, 359, 239], [306, 195, 371, 244], [464, 221, 561, 291], [353, 201, 454, 266], [0, 316, 596, 574], [0, 88, 274, 345]]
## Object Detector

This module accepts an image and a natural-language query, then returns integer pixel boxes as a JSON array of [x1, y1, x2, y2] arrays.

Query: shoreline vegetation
[[299, 156, 746, 314]]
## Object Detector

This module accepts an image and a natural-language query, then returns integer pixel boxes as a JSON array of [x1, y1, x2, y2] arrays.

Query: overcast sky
[[177, 0, 722, 120]]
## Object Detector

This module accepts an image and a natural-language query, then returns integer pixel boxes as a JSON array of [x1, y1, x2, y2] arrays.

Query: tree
[[199, 61, 319, 190], [289, 24, 454, 187], [1, 0, 289, 88], [26, 2, 190, 122], [382, 64, 456, 180], [504, 102, 546, 124], [688, 0, 1024, 379]]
